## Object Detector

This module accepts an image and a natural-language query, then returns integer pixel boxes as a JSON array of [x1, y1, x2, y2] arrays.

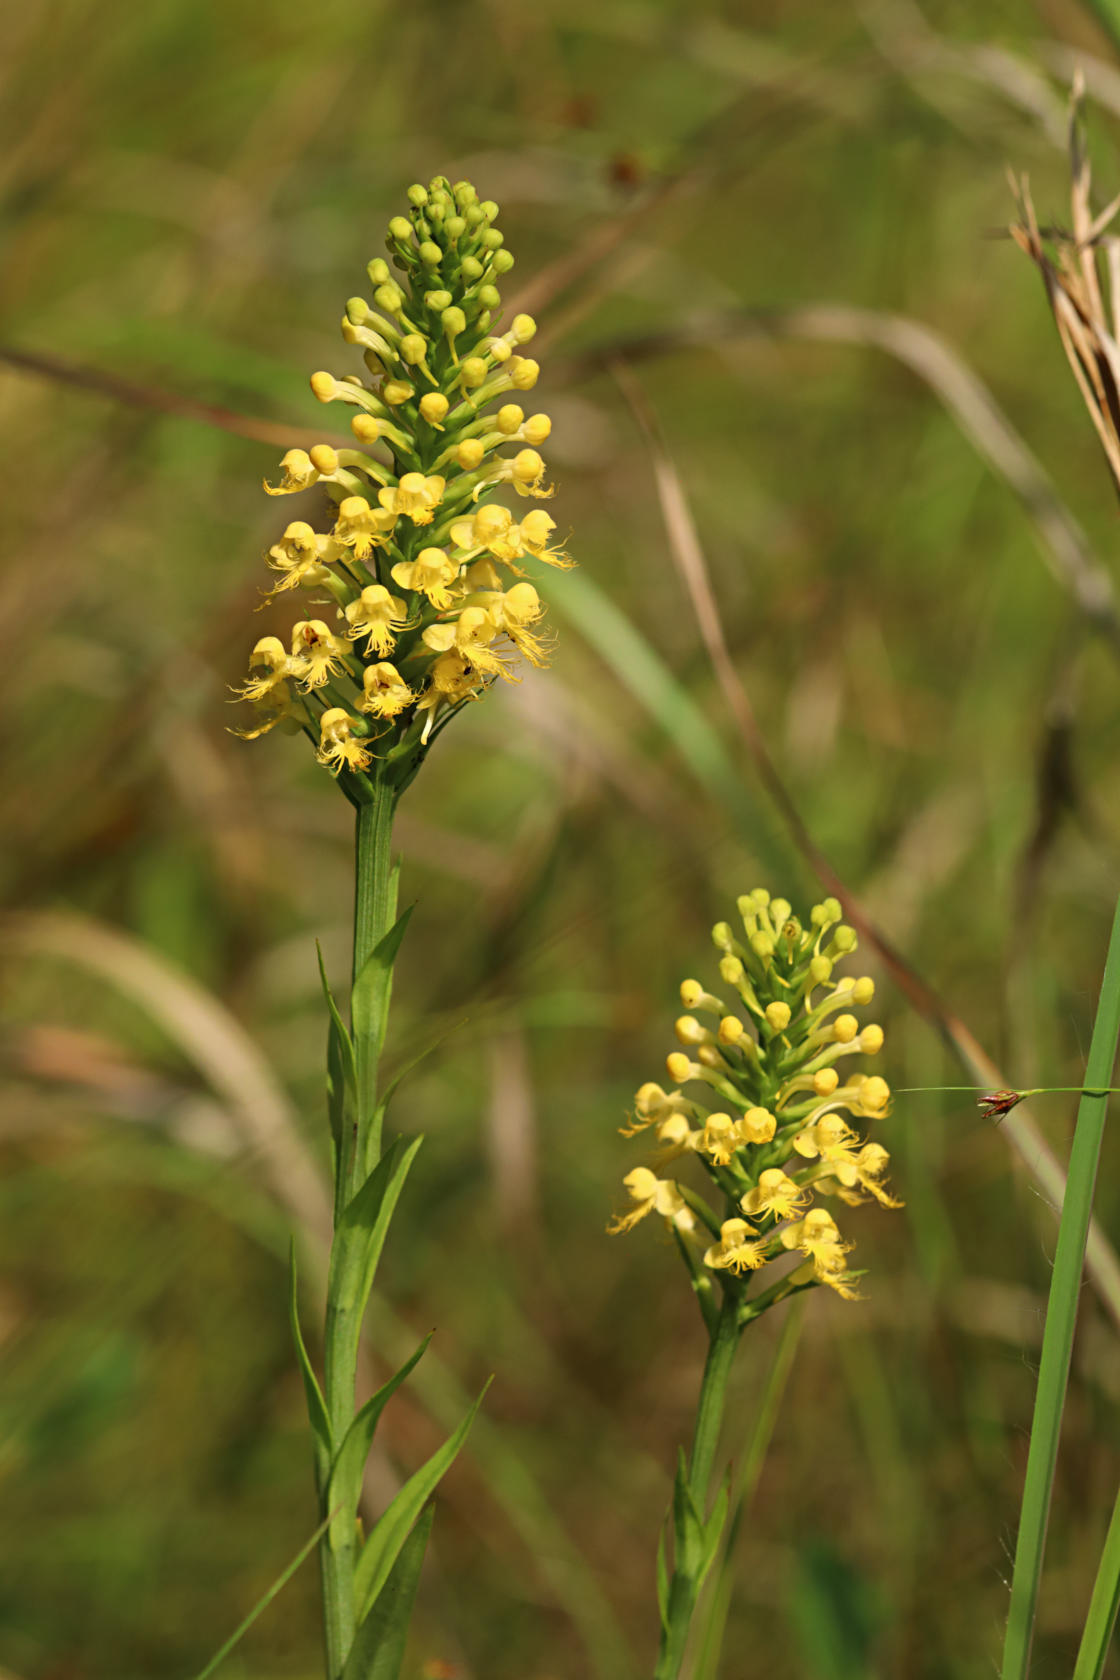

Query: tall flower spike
[[610, 890, 901, 1310], [233, 178, 570, 795]]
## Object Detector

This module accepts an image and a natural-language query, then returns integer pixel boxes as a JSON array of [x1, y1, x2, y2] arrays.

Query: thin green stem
[[694, 1296, 806, 1680], [1073, 1480, 1120, 1680], [654, 1285, 743, 1680], [317, 771, 401, 1680], [1001, 892, 1120, 1680], [352, 776, 400, 1179]]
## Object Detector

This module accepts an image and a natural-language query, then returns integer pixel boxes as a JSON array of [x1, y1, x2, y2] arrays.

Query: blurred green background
[[5, 1, 1120, 1676]]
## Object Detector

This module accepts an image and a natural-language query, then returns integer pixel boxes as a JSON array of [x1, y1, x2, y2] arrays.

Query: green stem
[[1073, 1479, 1120, 1680], [318, 771, 401, 1680], [1001, 892, 1120, 1680], [351, 775, 400, 1183], [655, 1285, 743, 1680]]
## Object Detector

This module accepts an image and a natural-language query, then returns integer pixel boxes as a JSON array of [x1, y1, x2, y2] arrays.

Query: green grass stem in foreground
[[230, 174, 569, 1677], [609, 889, 902, 1676], [1001, 892, 1120, 1680]]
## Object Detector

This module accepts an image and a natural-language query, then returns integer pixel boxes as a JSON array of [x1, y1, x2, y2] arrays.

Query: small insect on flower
[[978, 1089, 1024, 1123]]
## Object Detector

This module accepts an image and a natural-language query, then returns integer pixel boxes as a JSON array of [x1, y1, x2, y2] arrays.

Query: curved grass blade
[[1001, 891, 1120, 1680], [185, 1511, 334, 1680]]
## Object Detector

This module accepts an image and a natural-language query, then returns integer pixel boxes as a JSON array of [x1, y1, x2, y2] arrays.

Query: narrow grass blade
[[1073, 1481, 1120, 1680], [341, 1505, 435, 1680], [1001, 891, 1120, 1680], [185, 1511, 333, 1680], [541, 569, 791, 880]]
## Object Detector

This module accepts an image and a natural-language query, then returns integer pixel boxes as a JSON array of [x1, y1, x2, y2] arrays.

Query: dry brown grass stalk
[[1009, 73, 1120, 505]]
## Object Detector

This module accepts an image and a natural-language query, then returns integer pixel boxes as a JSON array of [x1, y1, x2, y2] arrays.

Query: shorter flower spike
[[610, 889, 900, 1316]]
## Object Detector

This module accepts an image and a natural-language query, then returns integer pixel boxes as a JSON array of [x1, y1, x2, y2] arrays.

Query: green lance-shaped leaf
[[353, 1380, 491, 1621], [328, 1137, 424, 1344], [351, 904, 414, 1132], [340, 1504, 435, 1680], [671, 1448, 705, 1577], [326, 1334, 433, 1553], [289, 1244, 332, 1482], [317, 941, 357, 1176], [696, 1473, 731, 1591], [655, 1519, 672, 1635]]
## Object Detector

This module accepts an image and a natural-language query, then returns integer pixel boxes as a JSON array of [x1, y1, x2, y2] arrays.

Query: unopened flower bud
[[509, 356, 539, 389], [382, 380, 413, 405], [680, 980, 704, 1008], [367, 258, 391, 285], [374, 282, 404, 315], [675, 1015, 706, 1046], [832, 926, 857, 953], [309, 444, 338, 474], [456, 438, 485, 469], [513, 448, 545, 485], [809, 955, 833, 984], [351, 414, 381, 445], [833, 1014, 859, 1044], [491, 249, 515, 274], [852, 977, 875, 1005], [388, 216, 412, 243], [442, 306, 467, 340], [310, 370, 336, 402], [425, 289, 452, 311], [419, 392, 449, 426], [478, 283, 501, 309], [765, 1002, 791, 1032], [813, 1067, 840, 1096], [524, 413, 552, 445], [399, 333, 428, 365], [460, 357, 488, 389], [497, 404, 524, 434], [860, 1025, 884, 1055], [666, 1052, 693, 1085], [407, 183, 428, 206], [718, 1016, 745, 1045], [445, 215, 467, 240], [419, 241, 442, 266], [481, 228, 504, 250], [719, 955, 744, 984]]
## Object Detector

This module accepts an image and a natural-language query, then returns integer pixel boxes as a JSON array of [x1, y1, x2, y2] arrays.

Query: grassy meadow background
[[6, 0, 1120, 1675]]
